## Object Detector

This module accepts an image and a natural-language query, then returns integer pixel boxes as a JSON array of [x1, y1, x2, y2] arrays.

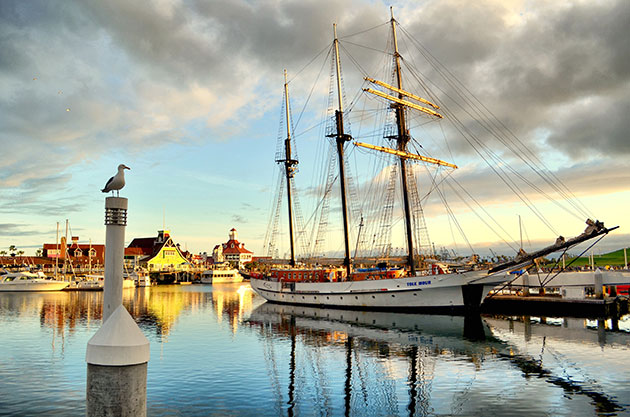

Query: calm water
[[1, 284, 629, 416]]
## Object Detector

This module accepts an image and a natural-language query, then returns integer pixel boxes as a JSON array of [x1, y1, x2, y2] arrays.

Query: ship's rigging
[[262, 8, 609, 271]]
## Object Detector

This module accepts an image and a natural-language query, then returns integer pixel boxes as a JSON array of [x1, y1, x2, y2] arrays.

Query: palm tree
[[8, 245, 17, 257]]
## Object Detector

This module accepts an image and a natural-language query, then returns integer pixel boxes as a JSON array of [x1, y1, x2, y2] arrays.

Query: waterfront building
[[42, 236, 105, 268], [126, 230, 191, 272], [214, 228, 253, 269]]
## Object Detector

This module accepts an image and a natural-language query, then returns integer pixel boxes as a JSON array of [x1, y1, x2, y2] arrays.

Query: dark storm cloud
[[1, 0, 629, 188], [405, 0, 630, 157]]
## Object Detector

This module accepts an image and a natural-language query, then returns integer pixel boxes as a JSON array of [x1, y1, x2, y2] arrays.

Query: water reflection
[[0, 284, 256, 345], [246, 304, 495, 416], [247, 303, 630, 416], [1, 285, 629, 416]]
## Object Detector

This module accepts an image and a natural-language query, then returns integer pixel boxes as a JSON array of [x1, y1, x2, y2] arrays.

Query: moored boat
[[251, 10, 616, 312], [201, 268, 244, 284], [0, 270, 70, 292]]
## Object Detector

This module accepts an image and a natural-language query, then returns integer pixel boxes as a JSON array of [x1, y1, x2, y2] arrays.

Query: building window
[[74, 249, 83, 257], [89, 249, 96, 257]]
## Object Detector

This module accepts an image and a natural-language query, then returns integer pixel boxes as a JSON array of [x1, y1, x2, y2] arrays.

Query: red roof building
[[215, 228, 253, 268], [42, 236, 105, 266]]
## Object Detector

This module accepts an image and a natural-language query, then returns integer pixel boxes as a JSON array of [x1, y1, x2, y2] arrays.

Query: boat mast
[[281, 69, 298, 267], [390, 8, 416, 275], [331, 23, 353, 277], [55, 222, 59, 280]]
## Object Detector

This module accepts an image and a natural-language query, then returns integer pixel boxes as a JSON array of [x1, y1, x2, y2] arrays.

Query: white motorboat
[[69, 275, 104, 291], [0, 270, 70, 292], [201, 268, 244, 284]]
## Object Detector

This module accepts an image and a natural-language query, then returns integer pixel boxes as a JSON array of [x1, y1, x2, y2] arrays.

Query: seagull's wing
[[101, 176, 115, 192]]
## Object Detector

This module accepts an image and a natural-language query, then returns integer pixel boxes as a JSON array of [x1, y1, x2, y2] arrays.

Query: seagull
[[101, 164, 131, 196]]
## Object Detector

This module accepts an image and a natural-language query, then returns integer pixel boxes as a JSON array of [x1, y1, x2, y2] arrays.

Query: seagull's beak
[[124, 165, 131, 170]]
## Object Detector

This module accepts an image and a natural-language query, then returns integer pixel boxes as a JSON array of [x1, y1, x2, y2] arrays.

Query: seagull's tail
[[100, 188, 107, 193]]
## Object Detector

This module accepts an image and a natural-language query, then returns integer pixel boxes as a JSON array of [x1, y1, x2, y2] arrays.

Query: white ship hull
[[201, 269, 244, 284], [0, 278, 70, 292], [251, 270, 509, 312]]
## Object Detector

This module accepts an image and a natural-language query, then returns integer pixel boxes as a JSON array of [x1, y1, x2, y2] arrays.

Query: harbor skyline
[[2, 0, 630, 257]]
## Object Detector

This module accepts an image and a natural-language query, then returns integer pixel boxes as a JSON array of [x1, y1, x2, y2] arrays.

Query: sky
[[1, 0, 629, 259]]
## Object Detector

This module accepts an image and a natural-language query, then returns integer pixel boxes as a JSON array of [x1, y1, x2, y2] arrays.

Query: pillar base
[[87, 362, 147, 417], [87, 305, 149, 366]]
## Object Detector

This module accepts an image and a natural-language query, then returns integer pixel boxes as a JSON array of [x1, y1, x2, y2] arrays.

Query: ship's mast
[[390, 8, 416, 275], [331, 23, 353, 277], [281, 69, 298, 267]]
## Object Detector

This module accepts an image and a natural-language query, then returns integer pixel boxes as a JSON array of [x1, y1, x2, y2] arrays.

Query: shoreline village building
[[213, 228, 253, 269], [125, 230, 190, 272], [42, 236, 105, 267]]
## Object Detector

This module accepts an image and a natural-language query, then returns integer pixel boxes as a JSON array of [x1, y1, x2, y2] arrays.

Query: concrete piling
[[594, 268, 603, 299], [86, 196, 149, 416]]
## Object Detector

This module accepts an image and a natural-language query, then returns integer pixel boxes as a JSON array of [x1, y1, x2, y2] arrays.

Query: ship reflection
[[246, 304, 492, 417], [246, 303, 627, 416]]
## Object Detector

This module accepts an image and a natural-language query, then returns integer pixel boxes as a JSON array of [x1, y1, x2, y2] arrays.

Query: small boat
[[201, 268, 244, 284], [69, 275, 104, 291], [0, 270, 70, 292], [125, 270, 151, 287]]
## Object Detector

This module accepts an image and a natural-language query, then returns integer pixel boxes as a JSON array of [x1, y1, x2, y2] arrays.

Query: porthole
[[391, 294, 395, 297]]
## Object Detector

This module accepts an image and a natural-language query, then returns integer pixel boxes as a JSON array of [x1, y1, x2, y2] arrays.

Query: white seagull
[[101, 164, 131, 196]]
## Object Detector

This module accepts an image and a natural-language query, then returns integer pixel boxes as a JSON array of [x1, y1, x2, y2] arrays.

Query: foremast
[[328, 23, 353, 278], [278, 69, 299, 267]]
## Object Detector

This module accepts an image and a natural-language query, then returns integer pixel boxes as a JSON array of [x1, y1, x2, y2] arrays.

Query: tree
[[35, 248, 43, 257], [8, 245, 17, 257]]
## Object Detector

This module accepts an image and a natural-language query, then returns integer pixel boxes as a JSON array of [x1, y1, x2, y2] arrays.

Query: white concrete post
[[87, 196, 149, 416], [594, 268, 603, 299], [103, 197, 127, 322], [624, 248, 627, 270], [521, 271, 529, 297]]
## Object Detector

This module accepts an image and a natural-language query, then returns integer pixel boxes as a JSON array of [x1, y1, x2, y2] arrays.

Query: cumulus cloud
[[1, 0, 629, 253]]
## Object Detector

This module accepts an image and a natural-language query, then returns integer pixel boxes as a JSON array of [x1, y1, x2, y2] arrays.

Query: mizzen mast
[[328, 23, 353, 277]]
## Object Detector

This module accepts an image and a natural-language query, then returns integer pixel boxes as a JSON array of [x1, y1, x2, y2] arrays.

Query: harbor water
[[1, 284, 629, 416]]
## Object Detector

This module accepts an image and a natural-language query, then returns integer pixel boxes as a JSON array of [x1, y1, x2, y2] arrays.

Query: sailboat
[[250, 10, 616, 312]]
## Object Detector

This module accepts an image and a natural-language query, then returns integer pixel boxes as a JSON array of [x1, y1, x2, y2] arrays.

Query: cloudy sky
[[1, 0, 629, 258]]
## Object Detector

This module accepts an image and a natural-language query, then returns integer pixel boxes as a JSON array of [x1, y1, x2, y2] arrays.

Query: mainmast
[[280, 69, 298, 267], [329, 23, 353, 277], [390, 8, 416, 275]]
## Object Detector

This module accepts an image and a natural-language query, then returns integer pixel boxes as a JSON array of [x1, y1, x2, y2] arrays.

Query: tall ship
[[250, 10, 616, 312]]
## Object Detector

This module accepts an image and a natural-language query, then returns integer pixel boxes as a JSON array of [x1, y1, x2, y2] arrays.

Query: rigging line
[[340, 40, 392, 57], [430, 180, 474, 253], [433, 96, 561, 234], [338, 42, 371, 79], [292, 118, 328, 139], [443, 178, 518, 252], [399, 30, 592, 221], [400, 25, 593, 219], [449, 176, 519, 250], [540, 234, 608, 287], [339, 20, 389, 39], [293, 45, 333, 131], [402, 58, 580, 221], [398, 43, 580, 217], [286, 41, 333, 85]]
